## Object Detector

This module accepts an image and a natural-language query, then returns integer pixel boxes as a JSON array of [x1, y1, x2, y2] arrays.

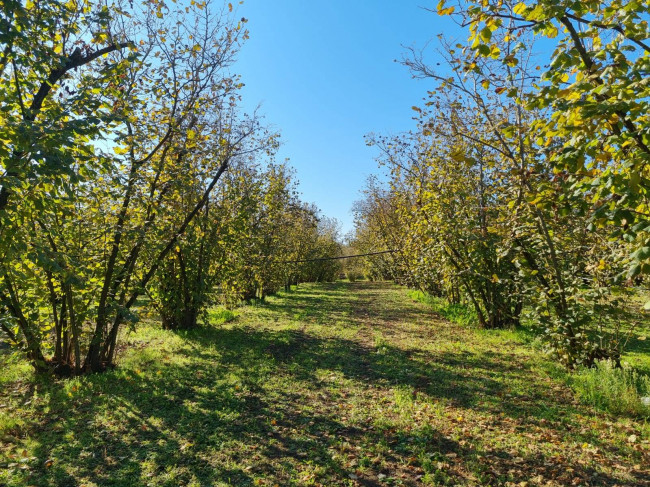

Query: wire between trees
[[279, 249, 396, 264]]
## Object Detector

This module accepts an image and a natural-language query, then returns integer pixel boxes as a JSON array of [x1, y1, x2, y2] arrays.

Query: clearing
[[0, 281, 648, 486]]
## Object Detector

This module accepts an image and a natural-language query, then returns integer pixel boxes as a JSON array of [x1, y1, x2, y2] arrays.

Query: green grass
[[1, 281, 649, 486], [571, 361, 650, 418], [617, 289, 650, 376], [409, 287, 650, 417], [208, 307, 238, 325], [407, 290, 477, 328]]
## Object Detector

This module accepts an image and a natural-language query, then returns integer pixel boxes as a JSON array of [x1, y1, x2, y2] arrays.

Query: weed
[[571, 360, 650, 418], [208, 307, 237, 324], [408, 290, 477, 327]]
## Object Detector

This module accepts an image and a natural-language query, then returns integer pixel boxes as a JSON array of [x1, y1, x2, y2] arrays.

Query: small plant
[[571, 360, 650, 418], [345, 271, 364, 282], [210, 308, 237, 325]]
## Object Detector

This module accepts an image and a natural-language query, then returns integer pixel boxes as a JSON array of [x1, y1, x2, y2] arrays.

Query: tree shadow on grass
[[12, 332, 461, 486], [5, 281, 647, 486], [4, 324, 640, 486], [182, 325, 642, 485], [11, 324, 640, 486], [261, 281, 467, 344]]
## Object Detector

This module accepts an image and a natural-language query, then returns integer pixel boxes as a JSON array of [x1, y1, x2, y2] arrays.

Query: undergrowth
[[408, 290, 477, 328], [207, 307, 237, 324], [571, 360, 650, 418], [410, 288, 650, 419]]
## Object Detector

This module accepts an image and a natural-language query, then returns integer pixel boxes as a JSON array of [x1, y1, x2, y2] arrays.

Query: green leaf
[[631, 246, 650, 261], [627, 263, 641, 279], [480, 26, 492, 43]]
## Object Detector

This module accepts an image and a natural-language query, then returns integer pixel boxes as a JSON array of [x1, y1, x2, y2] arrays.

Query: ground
[[0, 281, 649, 486]]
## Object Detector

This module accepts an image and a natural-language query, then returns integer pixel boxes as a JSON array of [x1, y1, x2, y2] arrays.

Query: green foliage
[[571, 361, 650, 418], [361, 102, 527, 330], [354, 1, 650, 368], [440, 0, 650, 286], [147, 157, 343, 328], [408, 290, 477, 328], [0, 0, 279, 373], [0, 0, 343, 369]]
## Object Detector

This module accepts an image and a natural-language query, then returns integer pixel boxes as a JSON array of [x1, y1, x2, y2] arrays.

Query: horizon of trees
[[1, 0, 649, 377]]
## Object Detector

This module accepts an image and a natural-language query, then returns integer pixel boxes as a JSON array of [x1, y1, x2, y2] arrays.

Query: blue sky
[[234, 0, 463, 235]]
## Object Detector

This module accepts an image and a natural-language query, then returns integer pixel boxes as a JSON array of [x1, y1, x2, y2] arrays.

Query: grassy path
[[1, 281, 648, 486]]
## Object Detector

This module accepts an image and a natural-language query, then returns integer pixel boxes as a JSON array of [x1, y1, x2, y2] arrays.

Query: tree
[[0, 0, 273, 374], [365, 116, 525, 329], [0, 0, 132, 214], [0, 0, 134, 367], [355, 23, 636, 364], [437, 0, 650, 284], [429, 0, 647, 365]]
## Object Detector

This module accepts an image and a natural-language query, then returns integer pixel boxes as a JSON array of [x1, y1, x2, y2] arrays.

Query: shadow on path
[[3, 281, 647, 486]]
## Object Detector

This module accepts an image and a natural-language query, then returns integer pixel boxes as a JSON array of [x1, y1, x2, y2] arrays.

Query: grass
[[0, 281, 649, 486], [409, 287, 650, 418], [208, 307, 238, 325], [571, 361, 650, 418], [407, 290, 477, 328]]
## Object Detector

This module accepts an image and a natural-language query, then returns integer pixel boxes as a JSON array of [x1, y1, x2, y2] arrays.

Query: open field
[[1, 281, 649, 486]]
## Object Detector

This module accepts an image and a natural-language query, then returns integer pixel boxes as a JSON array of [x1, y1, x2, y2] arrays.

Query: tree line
[[0, 0, 341, 375], [351, 0, 650, 369]]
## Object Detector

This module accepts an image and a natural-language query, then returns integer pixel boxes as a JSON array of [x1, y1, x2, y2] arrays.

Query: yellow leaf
[[513, 2, 527, 15]]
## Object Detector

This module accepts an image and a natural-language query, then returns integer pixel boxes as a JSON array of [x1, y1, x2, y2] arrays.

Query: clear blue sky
[[234, 0, 463, 235]]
